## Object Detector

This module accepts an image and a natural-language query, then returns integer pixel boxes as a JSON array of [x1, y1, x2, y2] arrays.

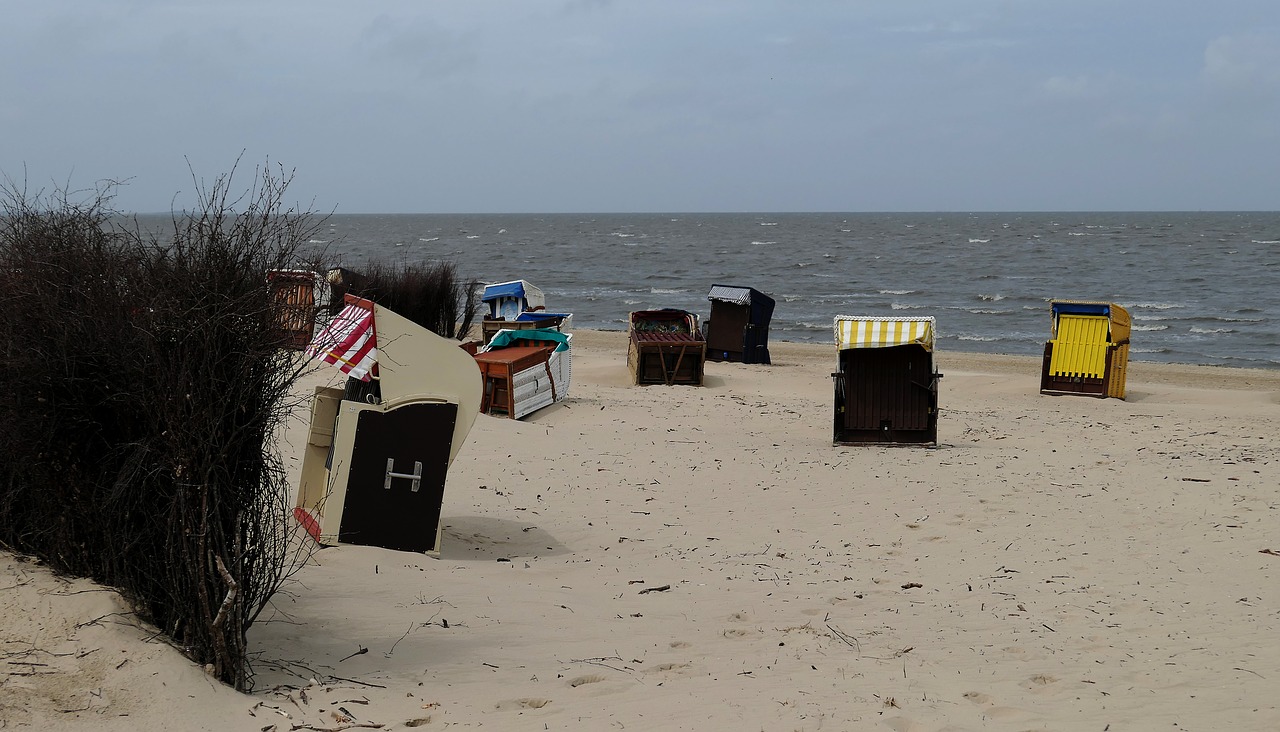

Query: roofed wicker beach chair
[[1039, 301, 1131, 400], [832, 315, 942, 445]]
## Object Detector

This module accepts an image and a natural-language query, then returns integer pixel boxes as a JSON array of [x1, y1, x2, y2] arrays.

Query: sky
[[2, 1, 1278, 214]]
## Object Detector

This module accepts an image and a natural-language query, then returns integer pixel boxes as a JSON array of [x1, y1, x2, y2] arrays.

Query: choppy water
[[303, 212, 1278, 369]]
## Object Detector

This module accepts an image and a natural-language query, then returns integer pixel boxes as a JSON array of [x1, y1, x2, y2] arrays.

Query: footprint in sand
[[963, 691, 994, 705], [728, 611, 749, 622], [1029, 673, 1058, 685], [668, 641, 691, 649], [722, 627, 755, 638], [495, 698, 551, 710], [404, 718, 430, 728], [568, 674, 605, 688], [962, 691, 1030, 720]]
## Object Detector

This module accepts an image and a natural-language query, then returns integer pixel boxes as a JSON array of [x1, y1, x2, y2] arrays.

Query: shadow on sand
[[439, 515, 569, 561]]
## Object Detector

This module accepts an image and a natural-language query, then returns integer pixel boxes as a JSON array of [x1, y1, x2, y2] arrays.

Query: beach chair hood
[[835, 316, 935, 352]]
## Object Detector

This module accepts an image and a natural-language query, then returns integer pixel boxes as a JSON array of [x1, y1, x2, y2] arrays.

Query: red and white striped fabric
[[306, 303, 377, 381]]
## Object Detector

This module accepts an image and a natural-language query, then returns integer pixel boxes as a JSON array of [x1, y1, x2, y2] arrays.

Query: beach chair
[[705, 284, 776, 365], [627, 309, 706, 386], [294, 294, 481, 554], [1040, 301, 1131, 399], [478, 279, 573, 345], [832, 316, 942, 445], [266, 269, 325, 350], [481, 279, 546, 320]]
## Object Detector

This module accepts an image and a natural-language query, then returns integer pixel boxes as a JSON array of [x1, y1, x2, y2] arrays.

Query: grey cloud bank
[[2, 1, 1277, 213]]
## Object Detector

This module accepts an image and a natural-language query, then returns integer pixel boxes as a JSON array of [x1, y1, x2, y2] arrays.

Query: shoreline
[[585, 326, 1280, 376], [4, 331, 1278, 730], [573, 327, 1280, 392]]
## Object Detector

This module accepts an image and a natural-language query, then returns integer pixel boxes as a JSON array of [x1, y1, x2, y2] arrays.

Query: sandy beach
[[4, 329, 1279, 731]]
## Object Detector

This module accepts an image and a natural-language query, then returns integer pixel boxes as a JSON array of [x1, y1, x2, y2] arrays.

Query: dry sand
[[4, 329, 1279, 731]]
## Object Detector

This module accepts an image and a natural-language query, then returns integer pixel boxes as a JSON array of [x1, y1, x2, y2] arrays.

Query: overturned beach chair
[[705, 284, 776, 365], [1040, 301, 1131, 400], [473, 328, 572, 419], [628, 309, 706, 386], [294, 295, 481, 554], [832, 316, 942, 445]]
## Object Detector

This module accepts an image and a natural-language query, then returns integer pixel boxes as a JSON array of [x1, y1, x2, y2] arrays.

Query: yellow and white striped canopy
[[834, 316, 935, 351]]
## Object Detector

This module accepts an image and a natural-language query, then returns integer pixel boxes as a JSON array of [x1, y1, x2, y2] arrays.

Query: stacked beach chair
[[480, 279, 572, 345], [473, 328, 572, 419]]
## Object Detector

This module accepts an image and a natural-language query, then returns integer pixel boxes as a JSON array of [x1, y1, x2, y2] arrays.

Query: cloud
[[1201, 31, 1280, 90], [358, 17, 480, 84]]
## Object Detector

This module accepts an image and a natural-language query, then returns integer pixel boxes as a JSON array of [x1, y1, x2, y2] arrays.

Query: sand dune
[[4, 330, 1279, 731]]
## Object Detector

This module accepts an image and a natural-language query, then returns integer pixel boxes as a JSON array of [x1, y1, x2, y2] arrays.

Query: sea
[[303, 212, 1279, 370]]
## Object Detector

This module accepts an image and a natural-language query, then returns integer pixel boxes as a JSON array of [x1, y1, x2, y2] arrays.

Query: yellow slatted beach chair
[[1040, 301, 1130, 399]]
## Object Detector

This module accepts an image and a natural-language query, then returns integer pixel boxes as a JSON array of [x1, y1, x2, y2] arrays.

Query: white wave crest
[[649, 287, 685, 294], [1189, 326, 1233, 334], [880, 289, 915, 295], [1131, 324, 1169, 331], [978, 294, 1005, 301], [968, 238, 990, 243]]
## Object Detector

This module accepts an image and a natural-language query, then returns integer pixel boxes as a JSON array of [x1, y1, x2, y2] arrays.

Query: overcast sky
[[3, 1, 1278, 213]]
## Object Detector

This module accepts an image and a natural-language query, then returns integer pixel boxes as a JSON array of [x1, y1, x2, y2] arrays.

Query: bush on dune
[[0, 165, 322, 690]]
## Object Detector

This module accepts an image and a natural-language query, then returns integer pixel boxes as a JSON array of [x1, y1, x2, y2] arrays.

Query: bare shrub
[[348, 258, 481, 340], [0, 165, 325, 690]]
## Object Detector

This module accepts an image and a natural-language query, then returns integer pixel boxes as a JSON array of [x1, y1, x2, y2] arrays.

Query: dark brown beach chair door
[[841, 346, 932, 432], [338, 402, 458, 553], [707, 302, 749, 359]]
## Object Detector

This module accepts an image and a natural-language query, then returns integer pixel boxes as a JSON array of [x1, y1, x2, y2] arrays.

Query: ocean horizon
[[142, 210, 1280, 369]]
